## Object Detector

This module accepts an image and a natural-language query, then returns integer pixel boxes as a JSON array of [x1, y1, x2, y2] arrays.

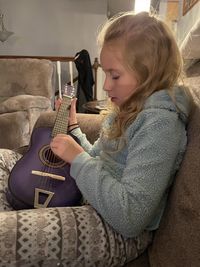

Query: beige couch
[[0, 58, 54, 150], [11, 83, 200, 266], [0, 84, 199, 266]]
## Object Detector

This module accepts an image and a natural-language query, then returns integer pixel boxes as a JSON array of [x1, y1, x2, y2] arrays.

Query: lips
[[110, 97, 117, 102]]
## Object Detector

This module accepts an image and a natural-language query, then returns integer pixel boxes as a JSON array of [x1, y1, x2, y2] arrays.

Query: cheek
[[119, 82, 137, 98], [119, 72, 138, 93], [126, 78, 138, 95]]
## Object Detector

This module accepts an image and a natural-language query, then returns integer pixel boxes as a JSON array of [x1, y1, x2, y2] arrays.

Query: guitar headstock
[[63, 84, 76, 99]]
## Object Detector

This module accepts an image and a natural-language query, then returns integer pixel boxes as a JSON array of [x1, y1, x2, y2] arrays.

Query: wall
[[0, 0, 108, 99], [0, 0, 107, 60], [107, 0, 134, 18]]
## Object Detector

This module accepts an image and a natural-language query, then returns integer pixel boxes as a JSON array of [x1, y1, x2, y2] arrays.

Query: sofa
[[0, 83, 200, 266], [0, 58, 54, 150]]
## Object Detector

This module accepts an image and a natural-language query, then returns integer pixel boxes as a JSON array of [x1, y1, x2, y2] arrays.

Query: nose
[[103, 77, 112, 92]]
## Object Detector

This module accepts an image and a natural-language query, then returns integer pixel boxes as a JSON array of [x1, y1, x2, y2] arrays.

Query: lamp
[[0, 11, 14, 42], [134, 0, 151, 13]]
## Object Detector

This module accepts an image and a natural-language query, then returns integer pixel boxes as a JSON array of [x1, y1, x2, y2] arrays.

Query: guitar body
[[6, 127, 82, 210]]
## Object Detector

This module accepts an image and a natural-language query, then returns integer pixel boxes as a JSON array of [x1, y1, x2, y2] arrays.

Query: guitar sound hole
[[39, 145, 66, 168]]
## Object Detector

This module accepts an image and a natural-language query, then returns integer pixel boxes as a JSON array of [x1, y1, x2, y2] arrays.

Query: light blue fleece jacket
[[70, 87, 190, 238]]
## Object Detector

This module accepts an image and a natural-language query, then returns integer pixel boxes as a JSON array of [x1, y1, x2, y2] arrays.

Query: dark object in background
[[75, 49, 94, 112]]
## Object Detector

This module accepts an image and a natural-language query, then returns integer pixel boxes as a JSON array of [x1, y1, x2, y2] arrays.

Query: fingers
[[71, 98, 77, 111], [69, 98, 77, 124], [54, 133, 68, 138], [55, 97, 77, 130], [55, 97, 76, 112], [50, 134, 74, 148], [50, 134, 84, 163], [50, 135, 68, 158], [51, 134, 69, 146], [55, 98, 62, 111]]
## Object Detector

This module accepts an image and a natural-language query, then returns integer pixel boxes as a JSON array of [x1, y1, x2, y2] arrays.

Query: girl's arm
[[70, 110, 187, 238], [54, 97, 102, 157]]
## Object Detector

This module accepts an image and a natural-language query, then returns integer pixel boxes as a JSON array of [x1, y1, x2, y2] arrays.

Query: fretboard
[[51, 96, 71, 137]]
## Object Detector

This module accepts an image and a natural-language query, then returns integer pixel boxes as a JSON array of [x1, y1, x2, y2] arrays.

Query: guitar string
[[38, 82, 75, 206], [41, 98, 70, 194], [45, 107, 65, 191]]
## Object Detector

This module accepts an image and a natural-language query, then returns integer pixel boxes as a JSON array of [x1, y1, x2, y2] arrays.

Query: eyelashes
[[112, 76, 120, 80], [102, 70, 120, 80]]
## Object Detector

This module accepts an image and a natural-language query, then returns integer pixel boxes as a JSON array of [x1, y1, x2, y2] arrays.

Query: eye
[[112, 75, 120, 80]]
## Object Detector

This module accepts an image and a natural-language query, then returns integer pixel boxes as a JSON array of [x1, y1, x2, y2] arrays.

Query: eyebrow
[[103, 68, 120, 73]]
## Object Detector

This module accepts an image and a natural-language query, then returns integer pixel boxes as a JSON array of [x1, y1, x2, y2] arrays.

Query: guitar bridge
[[31, 170, 65, 181]]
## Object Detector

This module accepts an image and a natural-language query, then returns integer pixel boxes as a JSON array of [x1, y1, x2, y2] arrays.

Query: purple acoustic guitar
[[6, 85, 82, 210]]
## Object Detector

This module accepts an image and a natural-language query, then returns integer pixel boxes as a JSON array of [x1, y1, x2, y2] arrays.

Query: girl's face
[[100, 43, 139, 107]]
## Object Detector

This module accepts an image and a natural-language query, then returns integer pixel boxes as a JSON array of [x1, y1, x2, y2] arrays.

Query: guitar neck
[[52, 95, 71, 137]]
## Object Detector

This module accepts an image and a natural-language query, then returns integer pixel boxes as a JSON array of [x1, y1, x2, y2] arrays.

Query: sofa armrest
[[0, 95, 52, 114], [34, 111, 103, 144]]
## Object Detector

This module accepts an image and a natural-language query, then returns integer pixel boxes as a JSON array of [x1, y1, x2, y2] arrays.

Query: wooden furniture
[[183, 0, 199, 15], [92, 57, 101, 100], [82, 99, 107, 114]]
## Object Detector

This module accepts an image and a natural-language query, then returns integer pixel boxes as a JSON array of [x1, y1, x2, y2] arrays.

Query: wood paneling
[[183, 0, 199, 15]]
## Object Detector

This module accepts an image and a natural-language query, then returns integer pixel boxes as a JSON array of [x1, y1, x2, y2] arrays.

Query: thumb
[[55, 98, 62, 111], [71, 98, 77, 109], [69, 98, 77, 123]]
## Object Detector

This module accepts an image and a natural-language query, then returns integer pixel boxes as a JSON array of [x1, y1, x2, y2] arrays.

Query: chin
[[111, 97, 121, 106]]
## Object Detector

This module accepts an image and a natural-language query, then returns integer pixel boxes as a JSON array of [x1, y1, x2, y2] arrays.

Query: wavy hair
[[98, 11, 184, 139]]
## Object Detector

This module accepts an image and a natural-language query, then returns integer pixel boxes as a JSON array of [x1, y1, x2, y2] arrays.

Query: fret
[[52, 96, 71, 137]]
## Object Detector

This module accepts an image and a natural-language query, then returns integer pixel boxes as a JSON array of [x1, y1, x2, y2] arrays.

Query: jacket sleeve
[[71, 127, 102, 157], [70, 110, 187, 237]]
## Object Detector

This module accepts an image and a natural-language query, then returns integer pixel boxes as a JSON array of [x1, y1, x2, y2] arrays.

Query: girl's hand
[[55, 98, 62, 111], [55, 97, 78, 127], [50, 134, 84, 164], [69, 98, 78, 126]]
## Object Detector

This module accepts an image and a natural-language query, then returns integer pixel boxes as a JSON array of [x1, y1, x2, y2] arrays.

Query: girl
[[51, 11, 191, 264], [0, 11, 191, 266]]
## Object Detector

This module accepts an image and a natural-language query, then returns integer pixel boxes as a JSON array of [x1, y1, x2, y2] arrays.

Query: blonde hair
[[98, 11, 183, 139]]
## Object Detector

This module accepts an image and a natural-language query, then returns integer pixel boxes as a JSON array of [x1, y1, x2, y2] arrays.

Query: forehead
[[100, 43, 125, 70]]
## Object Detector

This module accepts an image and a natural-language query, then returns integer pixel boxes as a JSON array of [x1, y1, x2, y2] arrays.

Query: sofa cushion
[[0, 58, 54, 100], [0, 95, 51, 114], [148, 86, 200, 266], [34, 111, 102, 144], [0, 111, 30, 149], [0, 96, 8, 104], [125, 251, 150, 267]]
